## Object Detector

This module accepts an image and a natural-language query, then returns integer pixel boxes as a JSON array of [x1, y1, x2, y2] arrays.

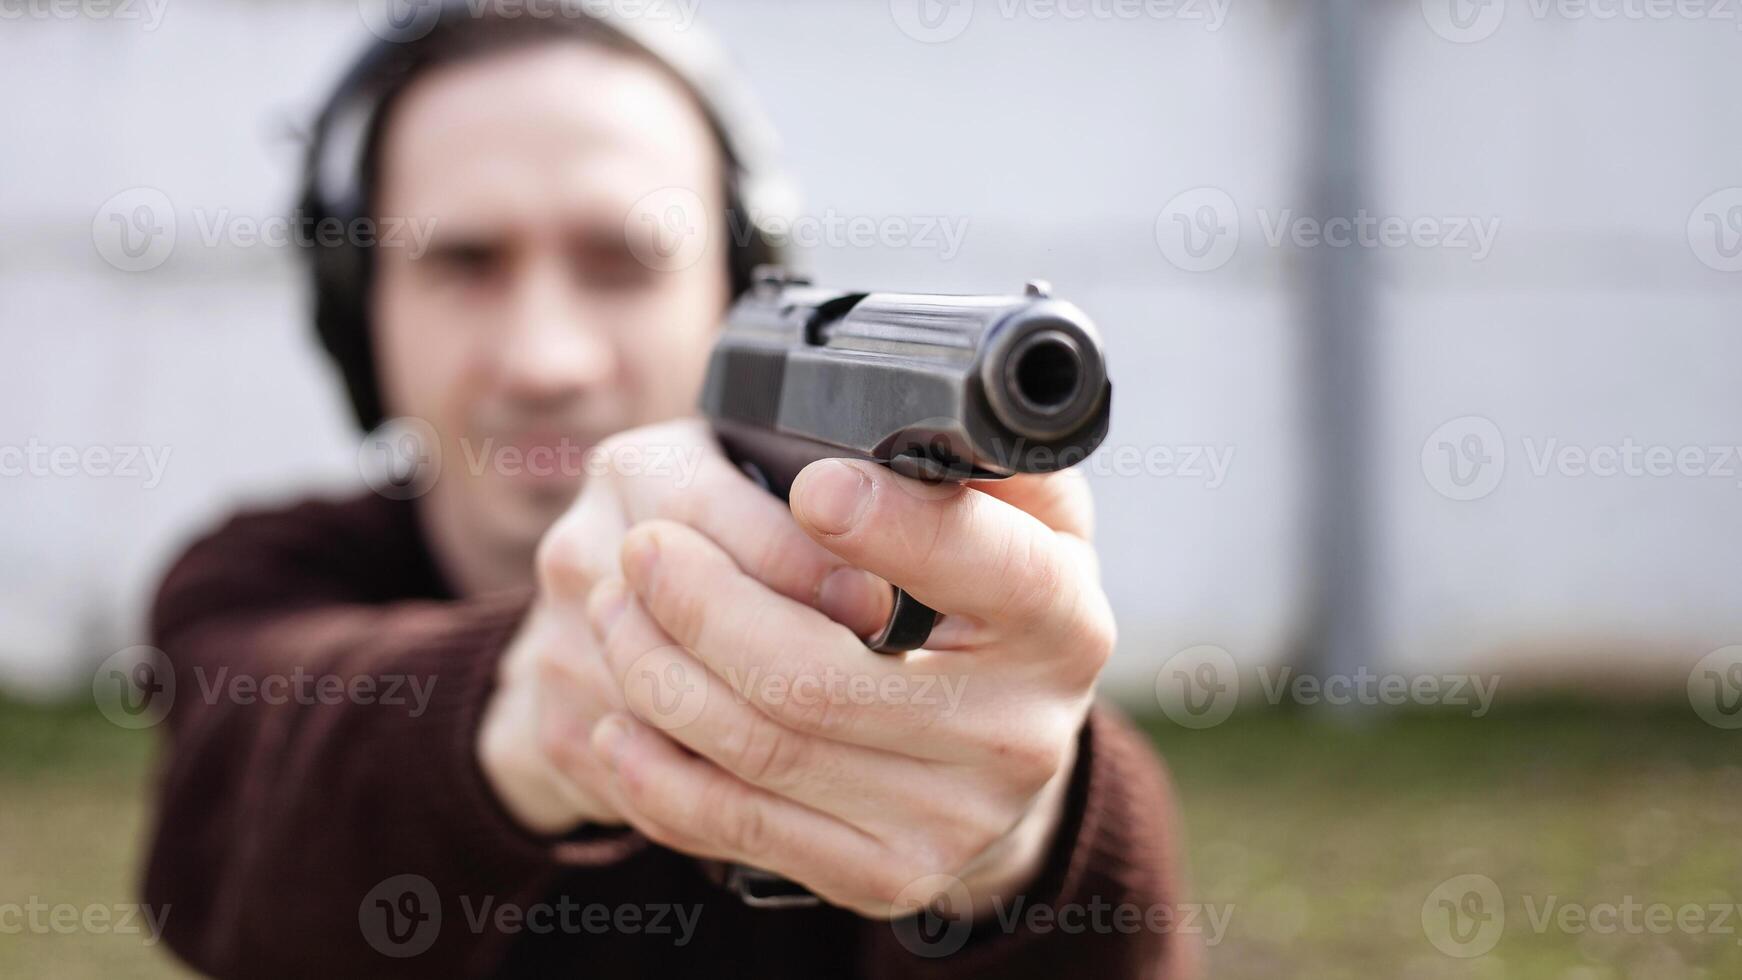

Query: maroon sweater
[[142, 492, 1195, 978]]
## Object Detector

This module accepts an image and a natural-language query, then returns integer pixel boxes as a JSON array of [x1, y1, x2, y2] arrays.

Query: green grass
[[2, 696, 1738, 978], [1139, 701, 1742, 979]]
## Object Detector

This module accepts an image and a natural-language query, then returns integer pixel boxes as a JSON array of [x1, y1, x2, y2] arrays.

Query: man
[[143, 6, 1193, 977]]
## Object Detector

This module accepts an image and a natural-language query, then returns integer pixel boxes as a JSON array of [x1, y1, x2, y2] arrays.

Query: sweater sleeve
[[140, 499, 646, 979], [856, 702, 1201, 980]]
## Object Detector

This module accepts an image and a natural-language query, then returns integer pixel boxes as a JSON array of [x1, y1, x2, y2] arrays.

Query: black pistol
[[701, 267, 1113, 656]]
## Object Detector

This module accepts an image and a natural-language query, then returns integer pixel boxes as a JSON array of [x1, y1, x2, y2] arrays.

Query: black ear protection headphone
[[296, 3, 784, 432]]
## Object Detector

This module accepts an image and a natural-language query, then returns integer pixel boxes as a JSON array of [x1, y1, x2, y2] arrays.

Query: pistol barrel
[[699, 271, 1112, 492]]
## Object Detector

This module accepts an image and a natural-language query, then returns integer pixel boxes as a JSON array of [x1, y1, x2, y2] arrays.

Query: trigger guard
[[866, 587, 937, 653]]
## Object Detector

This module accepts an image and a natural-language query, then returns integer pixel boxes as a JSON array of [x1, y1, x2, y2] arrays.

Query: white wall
[[2, 0, 1738, 699]]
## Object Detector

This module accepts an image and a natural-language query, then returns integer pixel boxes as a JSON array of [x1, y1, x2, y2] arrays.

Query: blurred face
[[371, 41, 731, 589]]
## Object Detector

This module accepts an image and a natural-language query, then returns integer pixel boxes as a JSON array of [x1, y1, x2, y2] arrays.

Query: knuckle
[[864, 861, 918, 910], [765, 669, 852, 739], [906, 503, 951, 568], [745, 525, 795, 590], [535, 520, 594, 597], [654, 485, 703, 526], [726, 718, 810, 788], [1058, 593, 1117, 682], [646, 559, 710, 646], [991, 533, 1064, 629], [716, 788, 770, 858], [901, 838, 962, 881], [534, 712, 586, 772], [989, 731, 1067, 792]]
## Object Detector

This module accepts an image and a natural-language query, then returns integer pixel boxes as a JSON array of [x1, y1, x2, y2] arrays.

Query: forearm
[[142, 593, 641, 977]]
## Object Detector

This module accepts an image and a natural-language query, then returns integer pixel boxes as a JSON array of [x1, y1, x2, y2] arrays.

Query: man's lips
[[482, 431, 595, 483]]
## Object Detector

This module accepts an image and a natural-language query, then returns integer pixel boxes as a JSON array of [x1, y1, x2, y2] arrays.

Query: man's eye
[[422, 242, 503, 281], [571, 245, 657, 290]]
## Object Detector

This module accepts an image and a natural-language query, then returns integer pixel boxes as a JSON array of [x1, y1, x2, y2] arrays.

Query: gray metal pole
[[1296, 0, 1375, 687]]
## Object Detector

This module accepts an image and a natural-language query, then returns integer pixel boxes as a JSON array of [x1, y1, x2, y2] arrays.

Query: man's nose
[[497, 262, 617, 402]]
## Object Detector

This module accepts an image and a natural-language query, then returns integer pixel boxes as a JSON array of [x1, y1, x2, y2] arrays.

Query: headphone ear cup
[[302, 183, 384, 432], [724, 179, 777, 298]]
